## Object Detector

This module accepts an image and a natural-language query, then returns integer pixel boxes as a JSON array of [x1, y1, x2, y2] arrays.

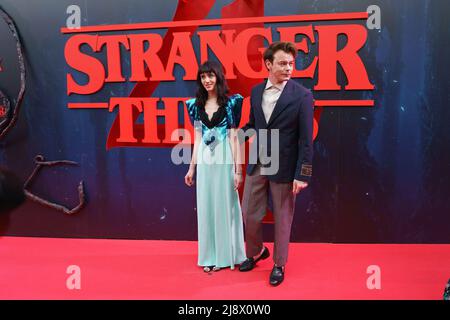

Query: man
[[239, 41, 314, 286]]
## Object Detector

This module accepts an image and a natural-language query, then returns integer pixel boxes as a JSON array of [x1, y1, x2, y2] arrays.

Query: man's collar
[[265, 78, 287, 91]]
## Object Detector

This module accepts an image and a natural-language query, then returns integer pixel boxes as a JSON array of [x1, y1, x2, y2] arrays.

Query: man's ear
[[264, 59, 272, 71]]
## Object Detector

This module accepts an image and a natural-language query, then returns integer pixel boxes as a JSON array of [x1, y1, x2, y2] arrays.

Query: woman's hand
[[234, 172, 243, 190], [185, 169, 195, 187]]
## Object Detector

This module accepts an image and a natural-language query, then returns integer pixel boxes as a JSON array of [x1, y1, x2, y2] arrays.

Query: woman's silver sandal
[[203, 266, 213, 272]]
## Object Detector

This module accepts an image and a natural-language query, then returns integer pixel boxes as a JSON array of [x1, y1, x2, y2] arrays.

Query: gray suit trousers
[[242, 165, 296, 266]]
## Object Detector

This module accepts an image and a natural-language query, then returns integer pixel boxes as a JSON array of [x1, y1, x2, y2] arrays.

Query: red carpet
[[0, 236, 448, 300]]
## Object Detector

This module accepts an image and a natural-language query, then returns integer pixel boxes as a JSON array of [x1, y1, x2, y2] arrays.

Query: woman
[[184, 60, 246, 272]]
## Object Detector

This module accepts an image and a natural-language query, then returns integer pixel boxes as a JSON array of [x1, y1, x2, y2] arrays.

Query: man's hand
[[292, 179, 308, 194]]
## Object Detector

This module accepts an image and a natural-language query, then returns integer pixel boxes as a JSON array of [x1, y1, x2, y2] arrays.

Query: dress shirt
[[261, 79, 287, 123]]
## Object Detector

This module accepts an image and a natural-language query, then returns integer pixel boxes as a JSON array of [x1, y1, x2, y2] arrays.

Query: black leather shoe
[[239, 246, 270, 272], [269, 265, 284, 286]]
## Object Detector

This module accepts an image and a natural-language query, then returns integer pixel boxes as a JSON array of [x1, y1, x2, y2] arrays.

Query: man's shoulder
[[251, 81, 267, 94], [289, 80, 312, 97]]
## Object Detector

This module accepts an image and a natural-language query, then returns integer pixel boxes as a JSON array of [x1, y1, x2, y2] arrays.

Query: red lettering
[[164, 32, 198, 81], [198, 29, 237, 79], [142, 97, 181, 144], [278, 25, 318, 79], [97, 35, 130, 82], [109, 98, 143, 143], [64, 22, 377, 148], [128, 34, 167, 82], [65, 35, 105, 95], [233, 28, 272, 79], [315, 24, 374, 90]]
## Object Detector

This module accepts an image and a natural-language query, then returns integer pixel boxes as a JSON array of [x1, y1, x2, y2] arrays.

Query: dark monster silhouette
[[0, 6, 85, 219]]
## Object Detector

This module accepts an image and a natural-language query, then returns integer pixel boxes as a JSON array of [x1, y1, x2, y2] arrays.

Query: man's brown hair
[[263, 41, 297, 63]]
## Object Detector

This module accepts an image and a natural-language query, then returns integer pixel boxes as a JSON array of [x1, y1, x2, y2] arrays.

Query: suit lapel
[[267, 79, 293, 127], [253, 81, 268, 127]]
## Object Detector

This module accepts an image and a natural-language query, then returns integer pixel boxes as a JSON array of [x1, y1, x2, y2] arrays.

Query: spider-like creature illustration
[[0, 6, 85, 215]]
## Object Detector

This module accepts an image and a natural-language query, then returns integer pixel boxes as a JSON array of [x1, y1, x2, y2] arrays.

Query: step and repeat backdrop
[[0, 0, 448, 243]]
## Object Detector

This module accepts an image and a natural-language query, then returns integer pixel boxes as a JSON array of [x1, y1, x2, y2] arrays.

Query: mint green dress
[[186, 94, 246, 269]]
